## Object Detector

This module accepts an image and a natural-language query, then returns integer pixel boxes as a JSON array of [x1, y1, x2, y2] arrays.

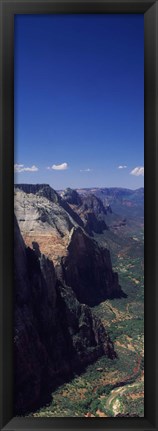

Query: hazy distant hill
[[75, 187, 144, 218]]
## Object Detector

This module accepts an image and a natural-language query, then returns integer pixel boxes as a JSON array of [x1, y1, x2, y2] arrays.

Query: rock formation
[[61, 188, 108, 234], [15, 183, 83, 228], [14, 184, 123, 306], [61, 187, 82, 206], [14, 216, 115, 415], [58, 227, 123, 306]]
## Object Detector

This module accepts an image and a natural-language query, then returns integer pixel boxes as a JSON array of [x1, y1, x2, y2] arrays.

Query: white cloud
[[14, 164, 38, 172], [118, 165, 127, 169], [80, 168, 92, 172], [47, 162, 68, 171], [14, 164, 24, 172], [23, 165, 39, 172], [130, 166, 144, 176]]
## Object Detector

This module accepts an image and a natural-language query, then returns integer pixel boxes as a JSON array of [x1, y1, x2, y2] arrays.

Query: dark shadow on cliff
[[14, 220, 116, 416]]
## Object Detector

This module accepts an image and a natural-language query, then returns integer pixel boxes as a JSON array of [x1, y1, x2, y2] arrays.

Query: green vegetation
[[108, 318, 144, 343]]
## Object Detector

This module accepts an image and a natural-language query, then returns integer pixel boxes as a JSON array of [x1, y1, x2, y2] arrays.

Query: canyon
[[14, 184, 123, 414], [14, 184, 144, 416]]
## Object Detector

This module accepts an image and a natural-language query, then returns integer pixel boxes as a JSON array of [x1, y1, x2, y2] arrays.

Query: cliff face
[[59, 227, 122, 306], [14, 216, 115, 415], [14, 184, 123, 306], [61, 188, 108, 235], [61, 187, 82, 206], [15, 183, 83, 228], [14, 187, 78, 265]]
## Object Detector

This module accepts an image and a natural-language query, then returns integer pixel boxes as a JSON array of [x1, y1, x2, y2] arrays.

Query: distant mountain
[[76, 187, 144, 220], [59, 187, 142, 236], [75, 187, 144, 202]]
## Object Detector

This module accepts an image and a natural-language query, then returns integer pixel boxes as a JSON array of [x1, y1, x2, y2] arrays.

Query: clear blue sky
[[14, 14, 144, 190]]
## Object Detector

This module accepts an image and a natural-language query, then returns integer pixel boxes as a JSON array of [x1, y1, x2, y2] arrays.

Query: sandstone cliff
[[14, 216, 115, 415], [14, 184, 123, 306]]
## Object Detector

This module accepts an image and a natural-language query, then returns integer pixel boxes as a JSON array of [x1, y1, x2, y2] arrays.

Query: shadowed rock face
[[14, 184, 124, 307], [59, 227, 123, 306], [61, 187, 82, 206], [80, 193, 108, 217], [14, 216, 116, 415], [77, 194, 109, 234], [61, 189, 109, 235], [81, 210, 107, 235]]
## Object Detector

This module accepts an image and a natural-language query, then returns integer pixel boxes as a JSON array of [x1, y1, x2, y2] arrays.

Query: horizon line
[[14, 183, 144, 192]]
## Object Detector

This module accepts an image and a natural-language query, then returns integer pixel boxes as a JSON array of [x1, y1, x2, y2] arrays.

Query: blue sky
[[14, 14, 144, 190]]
